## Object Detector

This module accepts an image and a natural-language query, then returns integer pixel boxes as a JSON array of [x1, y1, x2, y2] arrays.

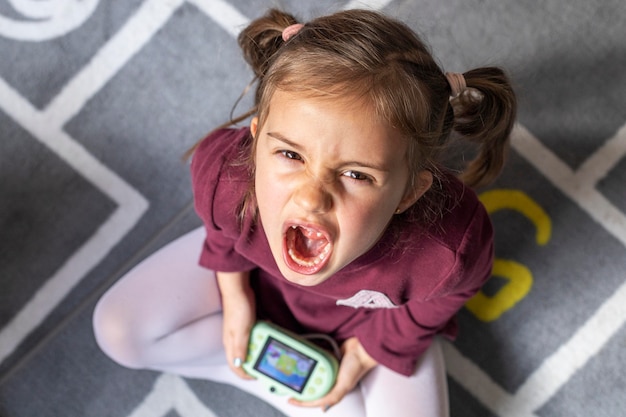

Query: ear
[[250, 116, 259, 137], [396, 170, 433, 214]]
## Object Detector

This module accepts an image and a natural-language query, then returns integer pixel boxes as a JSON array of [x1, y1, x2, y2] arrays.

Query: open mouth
[[283, 224, 332, 275]]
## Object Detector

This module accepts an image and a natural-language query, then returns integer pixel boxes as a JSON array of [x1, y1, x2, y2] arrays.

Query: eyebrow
[[267, 132, 304, 151], [266, 131, 390, 173]]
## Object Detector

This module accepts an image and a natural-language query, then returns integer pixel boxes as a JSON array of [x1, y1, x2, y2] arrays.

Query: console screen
[[253, 337, 317, 392]]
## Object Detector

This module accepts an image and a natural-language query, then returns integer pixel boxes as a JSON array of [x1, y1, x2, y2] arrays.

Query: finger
[[224, 336, 254, 379], [224, 338, 253, 379], [288, 398, 339, 412], [288, 386, 347, 410], [224, 344, 253, 379], [230, 356, 255, 380]]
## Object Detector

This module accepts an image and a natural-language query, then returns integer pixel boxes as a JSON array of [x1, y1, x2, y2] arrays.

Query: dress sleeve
[[354, 201, 494, 376], [190, 128, 257, 272]]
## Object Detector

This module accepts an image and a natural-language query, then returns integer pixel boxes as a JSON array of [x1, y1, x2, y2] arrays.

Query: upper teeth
[[290, 225, 325, 239]]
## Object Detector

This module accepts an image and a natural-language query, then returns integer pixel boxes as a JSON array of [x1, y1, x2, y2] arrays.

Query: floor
[[1, 0, 625, 416]]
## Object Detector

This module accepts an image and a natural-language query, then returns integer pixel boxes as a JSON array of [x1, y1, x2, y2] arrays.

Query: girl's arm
[[216, 270, 256, 380], [289, 336, 378, 411]]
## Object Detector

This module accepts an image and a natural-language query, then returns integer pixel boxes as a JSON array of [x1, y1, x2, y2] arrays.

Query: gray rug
[[1, 0, 625, 416]]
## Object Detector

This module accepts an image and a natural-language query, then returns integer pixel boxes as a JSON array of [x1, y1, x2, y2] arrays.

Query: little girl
[[93, 8, 516, 417]]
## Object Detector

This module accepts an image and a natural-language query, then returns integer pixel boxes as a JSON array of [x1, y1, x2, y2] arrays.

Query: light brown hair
[[197, 8, 517, 222]]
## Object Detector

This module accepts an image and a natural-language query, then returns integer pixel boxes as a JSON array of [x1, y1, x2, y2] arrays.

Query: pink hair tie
[[282, 23, 304, 42], [445, 72, 467, 97]]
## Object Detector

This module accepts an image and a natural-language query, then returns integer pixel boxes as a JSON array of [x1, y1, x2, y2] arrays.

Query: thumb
[[227, 331, 254, 379]]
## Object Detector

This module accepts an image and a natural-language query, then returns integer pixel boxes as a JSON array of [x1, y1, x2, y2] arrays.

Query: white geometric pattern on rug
[[445, 124, 626, 417], [0, 73, 149, 362], [446, 131, 626, 417], [0, 1, 624, 417], [125, 374, 219, 417], [0, 0, 99, 41], [0, 0, 159, 362]]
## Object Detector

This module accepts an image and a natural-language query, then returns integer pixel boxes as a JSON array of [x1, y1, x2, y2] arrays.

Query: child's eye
[[343, 170, 372, 182], [279, 150, 302, 161]]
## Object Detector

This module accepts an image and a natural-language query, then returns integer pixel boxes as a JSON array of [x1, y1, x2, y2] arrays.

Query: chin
[[279, 267, 330, 287]]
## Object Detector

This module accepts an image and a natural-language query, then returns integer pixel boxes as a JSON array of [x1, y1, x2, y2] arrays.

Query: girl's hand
[[216, 271, 256, 380], [288, 337, 377, 411]]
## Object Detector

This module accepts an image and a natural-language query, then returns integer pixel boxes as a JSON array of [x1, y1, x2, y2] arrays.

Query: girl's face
[[252, 90, 430, 286]]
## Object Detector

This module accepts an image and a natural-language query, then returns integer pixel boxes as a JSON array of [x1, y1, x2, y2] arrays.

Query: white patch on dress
[[336, 290, 399, 309]]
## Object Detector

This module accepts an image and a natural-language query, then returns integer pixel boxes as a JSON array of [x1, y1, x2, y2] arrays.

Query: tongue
[[295, 228, 326, 258], [284, 226, 332, 274]]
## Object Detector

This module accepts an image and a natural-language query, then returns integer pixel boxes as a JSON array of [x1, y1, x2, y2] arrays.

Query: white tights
[[93, 227, 449, 417]]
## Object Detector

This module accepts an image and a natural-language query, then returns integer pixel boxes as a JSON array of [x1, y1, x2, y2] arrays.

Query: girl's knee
[[92, 294, 149, 369]]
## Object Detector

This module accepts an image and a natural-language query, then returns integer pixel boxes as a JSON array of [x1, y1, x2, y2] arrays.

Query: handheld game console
[[243, 321, 338, 401]]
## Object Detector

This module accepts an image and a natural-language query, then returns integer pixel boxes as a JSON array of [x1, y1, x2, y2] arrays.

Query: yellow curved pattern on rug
[[465, 259, 533, 322], [466, 189, 552, 322]]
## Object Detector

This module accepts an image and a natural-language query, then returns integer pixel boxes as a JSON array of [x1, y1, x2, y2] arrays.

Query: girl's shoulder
[[191, 127, 252, 182], [402, 171, 491, 254], [191, 127, 253, 235], [395, 174, 493, 297], [192, 127, 252, 165]]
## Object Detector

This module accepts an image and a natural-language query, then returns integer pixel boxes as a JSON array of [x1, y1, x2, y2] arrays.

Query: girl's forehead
[[264, 90, 379, 132], [263, 88, 379, 124], [259, 90, 409, 162]]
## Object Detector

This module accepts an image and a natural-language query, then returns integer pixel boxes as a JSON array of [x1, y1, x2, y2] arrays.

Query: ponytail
[[184, 9, 298, 160], [451, 67, 517, 189], [238, 9, 299, 80]]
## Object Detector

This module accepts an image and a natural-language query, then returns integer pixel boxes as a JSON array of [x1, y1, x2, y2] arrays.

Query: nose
[[292, 181, 333, 214]]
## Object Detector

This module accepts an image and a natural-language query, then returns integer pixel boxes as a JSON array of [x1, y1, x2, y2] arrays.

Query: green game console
[[243, 321, 338, 401]]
